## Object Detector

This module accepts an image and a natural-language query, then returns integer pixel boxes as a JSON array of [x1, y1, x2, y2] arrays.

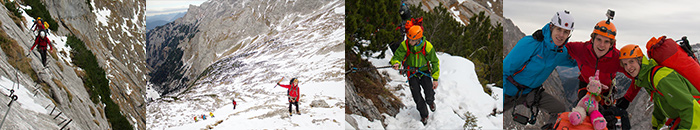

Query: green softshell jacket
[[633, 57, 700, 129], [390, 38, 440, 80]]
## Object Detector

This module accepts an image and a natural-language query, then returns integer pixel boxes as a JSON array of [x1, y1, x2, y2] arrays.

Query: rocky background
[[0, 0, 146, 129]]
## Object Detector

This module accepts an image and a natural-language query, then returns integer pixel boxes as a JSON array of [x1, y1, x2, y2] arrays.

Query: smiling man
[[565, 14, 639, 107], [618, 44, 700, 129], [503, 10, 577, 126]]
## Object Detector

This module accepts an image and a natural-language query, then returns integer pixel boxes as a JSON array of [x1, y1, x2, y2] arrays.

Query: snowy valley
[[146, 0, 345, 129]]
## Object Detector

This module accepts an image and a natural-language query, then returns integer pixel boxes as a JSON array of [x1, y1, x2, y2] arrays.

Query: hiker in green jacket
[[390, 25, 440, 125], [619, 44, 700, 129]]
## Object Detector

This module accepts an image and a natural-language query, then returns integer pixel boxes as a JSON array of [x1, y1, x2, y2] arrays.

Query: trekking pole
[[0, 95, 18, 129]]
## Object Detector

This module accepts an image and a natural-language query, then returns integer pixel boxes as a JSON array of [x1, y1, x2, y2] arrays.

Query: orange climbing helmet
[[593, 20, 616, 40], [620, 44, 643, 59], [407, 26, 423, 40]]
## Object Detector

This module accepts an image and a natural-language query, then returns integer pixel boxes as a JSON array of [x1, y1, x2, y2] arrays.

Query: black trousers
[[408, 74, 435, 118], [504, 88, 566, 114], [504, 87, 566, 125], [289, 98, 299, 113], [38, 49, 47, 67]]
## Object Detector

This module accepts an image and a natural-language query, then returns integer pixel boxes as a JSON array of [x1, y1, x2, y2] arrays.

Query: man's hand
[[392, 63, 400, 70], [432, 81, 438, 89]]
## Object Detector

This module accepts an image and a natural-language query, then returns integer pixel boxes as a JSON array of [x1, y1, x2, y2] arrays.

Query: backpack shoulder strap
[[649, 66, 665, 97]]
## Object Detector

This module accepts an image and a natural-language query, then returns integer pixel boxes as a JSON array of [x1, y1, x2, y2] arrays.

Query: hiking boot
[[421, 116, 428, 125], [289, 112, 293, 116], [297, 110, 301, 115], [429, 103, 436, 112]]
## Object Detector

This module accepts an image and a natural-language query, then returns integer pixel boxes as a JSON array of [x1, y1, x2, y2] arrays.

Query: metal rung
[[53, 112, 62, 119], [59, 119, 71, 130]]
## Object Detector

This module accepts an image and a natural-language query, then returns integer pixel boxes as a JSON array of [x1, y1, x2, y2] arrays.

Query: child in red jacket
[[278, 78, 300, 116]]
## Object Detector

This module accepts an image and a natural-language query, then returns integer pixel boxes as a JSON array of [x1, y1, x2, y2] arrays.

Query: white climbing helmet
[[550, 10, 575, 31]]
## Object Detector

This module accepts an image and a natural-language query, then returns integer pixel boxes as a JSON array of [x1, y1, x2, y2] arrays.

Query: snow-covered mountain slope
[[146, 0, 345, 129], [346, 51, 503, 129], [146, 0, 340, 96]]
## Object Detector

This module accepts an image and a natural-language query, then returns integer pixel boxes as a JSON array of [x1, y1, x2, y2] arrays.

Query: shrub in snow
[[463, 111, 481, 130]]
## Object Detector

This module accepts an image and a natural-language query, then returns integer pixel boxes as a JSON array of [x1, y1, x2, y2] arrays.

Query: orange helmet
[[619, 44, 643, 59], [407, 26, 423, 40], [593, 20, 616, 40]]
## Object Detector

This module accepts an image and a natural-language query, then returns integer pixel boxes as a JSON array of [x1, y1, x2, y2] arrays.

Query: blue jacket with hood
[[503, 23, 577, 96]]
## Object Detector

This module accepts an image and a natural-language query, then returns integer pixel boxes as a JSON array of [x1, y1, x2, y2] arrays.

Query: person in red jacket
[[232, 98, 237, 110], [277, 78, 300, 116], [30, 33, 54, 67], [565, 15, 643, 107], [31, 17, 47, 37]]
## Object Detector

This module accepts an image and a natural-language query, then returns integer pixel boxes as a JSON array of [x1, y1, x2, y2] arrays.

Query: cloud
[[147, 6, 189, 16], [147, 0, 206, 16]]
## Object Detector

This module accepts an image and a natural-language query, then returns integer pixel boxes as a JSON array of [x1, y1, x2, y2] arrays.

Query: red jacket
[[279, 84, 299, 102], [32, 20, 45, 31], [566, 41, 641, 101], [31, 36, 53, 51]]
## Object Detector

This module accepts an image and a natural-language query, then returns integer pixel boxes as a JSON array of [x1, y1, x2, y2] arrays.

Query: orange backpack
[[553, 112, 609, 130]]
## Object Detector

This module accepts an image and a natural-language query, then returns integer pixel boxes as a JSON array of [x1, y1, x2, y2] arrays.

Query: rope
[[345, 66, 394, 75]]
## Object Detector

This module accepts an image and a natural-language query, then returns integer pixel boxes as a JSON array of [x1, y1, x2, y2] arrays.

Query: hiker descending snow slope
[[146, 0, 345, 129], [346, 50, 503, 129]]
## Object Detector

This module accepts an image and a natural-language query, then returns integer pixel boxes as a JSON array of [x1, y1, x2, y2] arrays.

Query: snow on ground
[[145, 83, 160, 100], [0, 75, 48, 114], [450, 7, 466, 25], [348, 50, 503, 129], [17, 4, 73, 66], [92, 0, 111, 26], [151, 81, 344, 130]]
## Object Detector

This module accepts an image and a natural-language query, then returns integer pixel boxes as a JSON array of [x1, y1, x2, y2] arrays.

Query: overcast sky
[[147, 0, 207, 16], [505, 0, 700, 54]]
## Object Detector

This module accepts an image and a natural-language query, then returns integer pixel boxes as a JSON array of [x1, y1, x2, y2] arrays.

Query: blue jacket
[[503, 23, 577, 96]]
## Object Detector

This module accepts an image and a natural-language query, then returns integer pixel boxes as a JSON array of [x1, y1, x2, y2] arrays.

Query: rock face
[[310, 99, 330, 108], [345, 51, 405, 123], [0, 0, 146, 129], [146, 0, 334, 96], [345, 75, 387, 121], [406, 0, 503, 27], [503, 18, 524, 56]]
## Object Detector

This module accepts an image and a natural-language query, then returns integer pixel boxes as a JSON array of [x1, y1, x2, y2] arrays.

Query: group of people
[[193, 112, 215, 122], [29, 17, 54, 67], [504, 10, 700, 129]]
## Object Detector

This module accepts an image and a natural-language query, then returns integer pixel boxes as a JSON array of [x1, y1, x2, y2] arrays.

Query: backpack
[[35, 19, 44, 30], [553, 112, 609, 130], [647, 65, 700, 129], [391, 17, 424, 53], [646, 36, 700, 93], [599, 106, 630, 130], [44, 21, 49, 29]]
